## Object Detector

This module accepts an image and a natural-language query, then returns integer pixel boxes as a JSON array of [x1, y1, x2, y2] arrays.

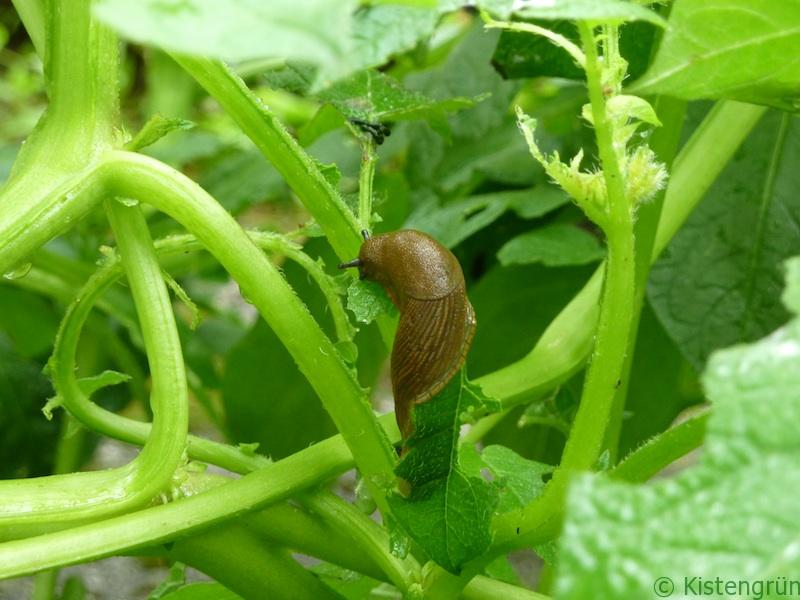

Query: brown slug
[[339, 229, 476, 439]]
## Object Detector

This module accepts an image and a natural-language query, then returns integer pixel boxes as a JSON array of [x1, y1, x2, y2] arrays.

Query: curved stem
[[99, 151, 396, 510], [103, 200, 188, 485], [306, 492, 420, 593], [0, 202, 188, 539]]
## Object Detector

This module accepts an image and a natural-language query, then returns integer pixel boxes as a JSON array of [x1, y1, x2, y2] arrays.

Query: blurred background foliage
[[4, 0, 793, 489]]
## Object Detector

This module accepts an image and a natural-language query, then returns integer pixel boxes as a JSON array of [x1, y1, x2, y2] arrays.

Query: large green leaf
[[649, 111, 800, 370], [631, 0, 800, 111], [557, 257, 800, 598], [94, 0, 359, 84], [388, 371, 499, 574]]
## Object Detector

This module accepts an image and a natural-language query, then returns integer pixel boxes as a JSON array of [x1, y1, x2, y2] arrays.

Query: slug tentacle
[[339, 229, 476, 440]]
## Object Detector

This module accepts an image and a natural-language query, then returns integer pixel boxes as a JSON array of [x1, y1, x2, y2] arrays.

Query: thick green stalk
[[0, 419, 383, 579], [168, 525, 341, 600], [0, 0, 118, 275], [306, 492, 421, 593], [103, 200, 188, 482], [168, 524, 341, 600], [99, 151, 397, 509], [171, 55, 362, 260], [491, 20, 639, 552], [602, 97, 687, 460]]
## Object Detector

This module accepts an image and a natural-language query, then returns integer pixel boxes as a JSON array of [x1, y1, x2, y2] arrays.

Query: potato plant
[[0, 0, 799, 598]]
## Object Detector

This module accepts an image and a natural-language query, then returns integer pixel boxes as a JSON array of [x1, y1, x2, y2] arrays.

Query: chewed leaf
[[389, 371, 498, 573], [345, 279, 397, 324], [43, 370, 132, 420], [316, 69, 479, 129], [480, 445, 552, 514]]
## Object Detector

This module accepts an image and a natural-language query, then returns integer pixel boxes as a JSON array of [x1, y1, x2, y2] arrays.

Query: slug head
[[339, 230, 463, 308]]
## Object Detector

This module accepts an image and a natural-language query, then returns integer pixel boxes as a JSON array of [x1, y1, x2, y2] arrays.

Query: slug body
[[341, 230, 476, 439]]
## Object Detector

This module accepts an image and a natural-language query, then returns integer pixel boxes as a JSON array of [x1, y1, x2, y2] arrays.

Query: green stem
[[168, 524, 341, 600], [610, 410, 708, 483], [11, 0, 44, 56], [170, 55, 362, 260], [306, 492, 420, 593], [99, 151, 397, 510], [358, 137, 377, 231], [492, 21, 638, 550], [103, 200, 189, 484], [603, 96, 687, 460], [0, 0, 117, 275]]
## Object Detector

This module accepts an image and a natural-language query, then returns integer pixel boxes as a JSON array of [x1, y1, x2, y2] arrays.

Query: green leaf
[[649, 111, 800, 370], [316, 69, 477, 128], [556, 257, 800, 599], [631, 0, 800, 111], [345, 279, 397, 324], [198, 149, 288, 214], [479, 445, 552, 514], [76, 370, 132, 397], [389, 371, 498, 573], [406, 187, 569, 249], [497, 224, 605, 267], [125, 114, 194, 152], [513, 0, 666, 26], [94, 0, 358, 85], [0, 335, 58, 479], [352, 4, 441, 71], [0, 287, 59, 358]]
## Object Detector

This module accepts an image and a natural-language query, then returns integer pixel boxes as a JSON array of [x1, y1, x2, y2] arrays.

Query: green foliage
[[0, 1, 796, 599], [558, 259, 800, 598], [649, 111, 800, 370], [632, 0, 800, 111]]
